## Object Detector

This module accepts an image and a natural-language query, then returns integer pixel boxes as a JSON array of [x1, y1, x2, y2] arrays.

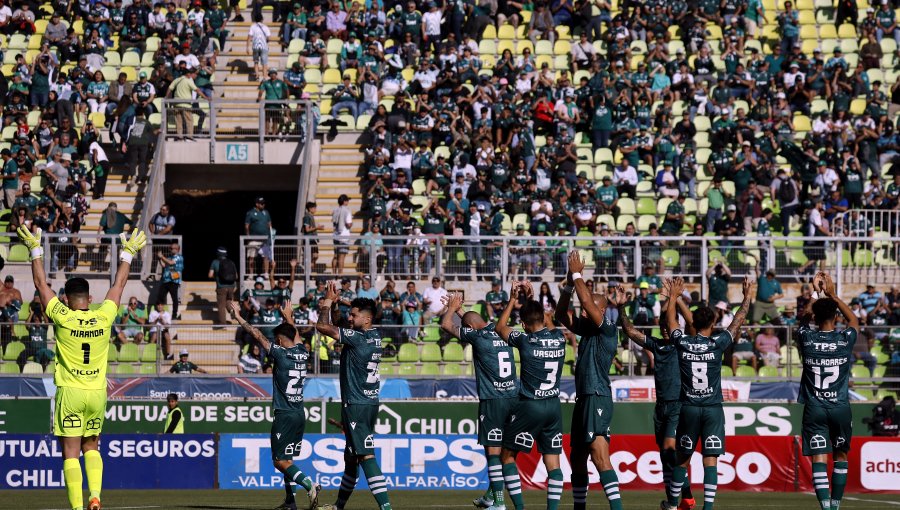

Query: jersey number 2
[[286, 368, 307, 395], [81, 343, 90, 364]]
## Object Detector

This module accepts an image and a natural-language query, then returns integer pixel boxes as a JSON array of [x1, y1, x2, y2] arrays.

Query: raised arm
[[17, 227, 54, 307], [615, 284, 647, 348], [674, 294, 696, 335], [105, 230, 147, 305], [315, 281, 340, 340], [820, 272, 859, 331], [495, 281, 522, 342], [555, 271, 575, 329], [664, 278, 681, 334], [440, 292, 463, 339], [568, 250, 606, 326], [228, 301, 272, 352], [726, 276, 754, 341]]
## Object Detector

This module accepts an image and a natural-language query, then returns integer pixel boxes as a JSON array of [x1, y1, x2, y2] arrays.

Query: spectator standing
[[707, 260, 731, 309], [331, 194, 353, 274], [88, 137, 109, 200], [245, 196, 273, 277], [157, 243, 183, 320], [167, 67, 210, 140], [209, 247, 238, 325], [753, 269, 784, 324], [1, 148, 19, 209], [302, 201, 322, 268], [170, 349, 207, 374], [164, 394, 184, 433], [123, 109, 157, 184], [248, 13, 271, 79], [771, 169, 800, 235]]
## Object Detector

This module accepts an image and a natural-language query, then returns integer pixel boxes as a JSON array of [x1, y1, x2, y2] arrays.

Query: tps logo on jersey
[[487, 429, 503, 442], [364, 435, 376, 450], [515, 432, 534, 449], [705, 436, 722, 450], [679, 436, 693, 450], [551, 433, 562, 449], [86, 418, 101, 431], [62, 414, 82, 429], [809, 435, 828, 450]]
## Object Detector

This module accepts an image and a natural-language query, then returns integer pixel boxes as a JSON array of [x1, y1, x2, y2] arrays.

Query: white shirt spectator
[[783, 69, 805, 88], [149, 11, 166, 31], [807, 207, 823, 236], [392, 145, 413, 172], [614, 164, 639, 186], [571, 41, 596, 62], [148, 308, 172, 337], [423, 9, 441, 37], [0, 5, 12, 23], [815, 167, 840, 193], [174, 53, 200, 69], [422, 285, 447, 315], [238, 353, 262, 373]]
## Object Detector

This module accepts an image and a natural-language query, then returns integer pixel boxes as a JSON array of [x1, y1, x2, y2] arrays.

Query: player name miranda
[[68, 329, 107, 338]]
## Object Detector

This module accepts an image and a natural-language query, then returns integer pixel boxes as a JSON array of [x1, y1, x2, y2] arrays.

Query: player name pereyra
[[682, 352, 716, 361], [69, 329, 106, 338]]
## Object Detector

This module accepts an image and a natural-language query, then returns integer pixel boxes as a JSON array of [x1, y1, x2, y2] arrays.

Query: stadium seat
[[758, 366, 779, 378], [443, 343, 464, 362], [421, 326, 441, 342], [22, 362, 42, 374], [44, 363, 55, 374], [443, 363, 463, 376], [2, 341, 24, 361], [851, 365, 870, 379], [420, 343, 442, 362], [0, 362, 19, 374], [721, 366, 734, 377], [115, 364, 137, 375], [118, 344, 139, 363], [397, 343, 419, 362], [636, 197, 656, 215], [398, 363, 417, 376], [661, 249, 680, 268], [140, 363, 157, 375], [380, 363, 397, 376], [140, 345, 158, 363], [420, 363, 441, 376]]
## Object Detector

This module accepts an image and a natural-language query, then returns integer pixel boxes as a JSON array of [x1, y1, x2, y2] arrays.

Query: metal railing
[[849, 209, 900, 237], [35, 233, 183, 284], [239, 234, 900, 301], [160, 99, 315, 163], [140, 130, 167, 234]]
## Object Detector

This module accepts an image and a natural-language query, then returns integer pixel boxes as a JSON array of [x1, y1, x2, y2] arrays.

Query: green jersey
[[671, 328, 733, 406], [270, 343, 310, 411], [486, 290, 508, 306], [643, 335, 680, 401], [459, 323, 519, 400], [339, 327, 383, 405], [506, 328, 566, 400], [252, 308, 282, 340], [797, 326, 856, 408], [569, 316, 617, 397]]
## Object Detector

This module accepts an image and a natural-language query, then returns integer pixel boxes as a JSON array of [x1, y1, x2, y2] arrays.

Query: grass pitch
[[2, 489, 899, 510]]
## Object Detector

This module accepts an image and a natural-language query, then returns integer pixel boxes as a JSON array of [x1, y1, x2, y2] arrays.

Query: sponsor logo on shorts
[[809, 434, 827, 450], [588, 432, 594, 439], [705, 435, 722, 450], [835, 436, 846, 448], [62, 414, 81, 429], [364, 434, 375, 450], [514, 432, 534, 449], [480, 414, 485, 422], [597, 408, 603, 416], [276, 433, 281, 440], [487, 428, 502, 442], [86, 418, 101, 431], [679, 435, 693, 450], [551, 433, 562, 448], [350, 422, 357, 430], [284, 441, 302, 456]]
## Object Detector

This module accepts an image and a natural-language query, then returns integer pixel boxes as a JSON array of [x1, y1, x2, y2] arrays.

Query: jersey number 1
[[81, 343, 90, 364]]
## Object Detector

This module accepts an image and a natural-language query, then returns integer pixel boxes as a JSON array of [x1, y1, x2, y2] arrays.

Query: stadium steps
[[311, 142, 366, 236]]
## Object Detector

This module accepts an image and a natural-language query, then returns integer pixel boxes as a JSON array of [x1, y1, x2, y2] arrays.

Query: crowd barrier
[[0, 432, 895, 493]]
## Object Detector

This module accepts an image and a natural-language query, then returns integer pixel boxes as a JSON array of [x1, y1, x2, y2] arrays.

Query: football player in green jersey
[[495, 281, 567, 510], [316, 282, 392, 510], [229, 301, 321, 510], [798, 272, 858, 510], [663, 277, 752, 510], [441, 292, 519, 510], [555, 251, 624, 510], [616, 283, 696, 510]]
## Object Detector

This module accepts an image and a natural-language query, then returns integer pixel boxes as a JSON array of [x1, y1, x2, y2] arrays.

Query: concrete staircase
[[170, 281, 240, 374]]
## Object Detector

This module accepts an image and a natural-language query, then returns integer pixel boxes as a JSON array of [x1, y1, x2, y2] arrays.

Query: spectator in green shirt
[[752, 269, 783, 324], [259, 68, 288, 135]]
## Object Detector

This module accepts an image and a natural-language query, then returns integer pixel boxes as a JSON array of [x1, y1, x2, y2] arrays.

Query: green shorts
[[676, 404, 726, 456], [802, 404, 853, 456], [571, 394, 613, 445], [271, 409, 306, 461], [55, 387, 106, 437], [342, 403, 378, 456], [478, 398, 519, 447], [502, 398, 563, 455], [654, 400, 682, 448]]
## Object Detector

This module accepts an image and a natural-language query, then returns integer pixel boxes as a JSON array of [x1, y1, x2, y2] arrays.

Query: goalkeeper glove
[[118, 230, 147, 264], [16, 226, 43, 261]]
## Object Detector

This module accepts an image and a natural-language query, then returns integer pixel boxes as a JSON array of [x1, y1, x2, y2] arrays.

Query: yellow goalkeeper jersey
[[47, 296, 118, 390]]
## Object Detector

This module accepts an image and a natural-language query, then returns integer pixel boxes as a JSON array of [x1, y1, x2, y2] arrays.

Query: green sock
[[285, 464, 313, 491], [502, 462, 525, 510], [63, 457, 83, 510], [282, 474, 295, 504], [831, 461, 848, 508], [487, 454, 504, 505], [600, 469, 623, 510], [668, 465, 687, 507], [547, 468, 563, 510], [812, 462, 831, 510], [702, 465, 718, 510], [361, 457, 391, 509], [572, 472, 589, 510], [83, 450, 102, 501], [335, 466, 357, 509]]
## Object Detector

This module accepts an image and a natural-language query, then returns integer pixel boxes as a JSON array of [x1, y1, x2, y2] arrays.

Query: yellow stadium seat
[[122, 52, 141, 67], [793, 115, 811, 132], [801, 39, 818, 54], [867, 68, 884, 83], [553, 40, 571, 55], [798, 10, 815, 24], [326, 38, 342, 54], [517, 40, 534, 54], [849, 98, 867, 115], [535, 40, 552, 55], [121, 66, 136, 81], [799, 25, 817, 39], [520, 10, 532, 23], [34, 19, 48, 34], [482, 24, 497, 39], [145, 37, 160, 53], [323, 68, 341, 84], [497, 40, 514, 54], [89, 112, 105, 127], [818, 24, 836, 38], [838, 24, 857, 39], [881, 38, 897, 54], [479, 39, 496, 55], [498, 24, 515, 39], [288, 39, 305, 54], [795, 0, 813, 9], [557, 25, 571, 40], [707, 25, 722, 40]]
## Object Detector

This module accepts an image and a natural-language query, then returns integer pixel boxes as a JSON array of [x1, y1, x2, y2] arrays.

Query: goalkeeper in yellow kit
[[18, 226, 146, 510]]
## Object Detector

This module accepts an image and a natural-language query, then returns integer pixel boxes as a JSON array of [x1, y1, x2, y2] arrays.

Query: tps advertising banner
[[218, 434, 487, 490], [0, 434, 216, 489]]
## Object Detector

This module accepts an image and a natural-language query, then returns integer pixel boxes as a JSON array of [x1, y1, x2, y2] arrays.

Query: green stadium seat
[[661, 249, 680, 268], [420, 343, 442, 362], [107, 344, 119, 363], [0, 362, 19, 373], [397, 343, 419, 362], [854, 388, 876, 401], [758, 366, 779, 378], [140, 363, 157, 375], [140, 345, 158, 363], [790, 366, 803, 377], [851, 366, 870, 379], [398, 363, 417, 376], [380, 363, 397, 376], [443, 343, 464, 362], [873, 366, 887, 378], [443, 363, 463, 376], [8, 244, 30, 262], [118, 344, 139, 363], [721, 366, 734, 377], [421, 326, 441, 342], [114, 363, 137, 375], [3, 341, 24, 361], [44, 363, 55, 374], [420, 363, 441, 376]]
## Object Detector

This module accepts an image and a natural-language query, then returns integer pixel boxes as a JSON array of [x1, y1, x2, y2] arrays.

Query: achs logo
[[679, 435, 693, 450], [551, 433, 562, 448], [62, 414, 81, 429], [487, 428, 503, 442], [704, 435, 722, 450], [364, 434, 375, 450], [809, 434, 828, 450], [514, 432, 534, 449], [86, 418, 101, 431]]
